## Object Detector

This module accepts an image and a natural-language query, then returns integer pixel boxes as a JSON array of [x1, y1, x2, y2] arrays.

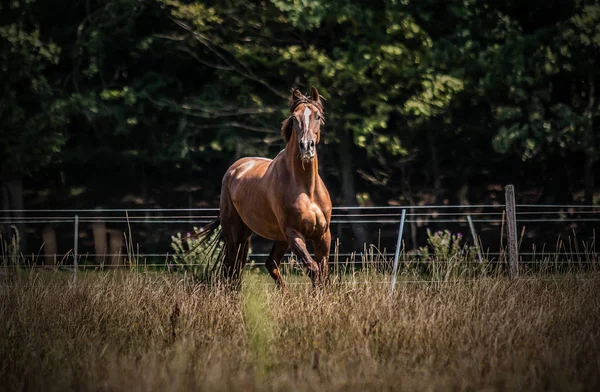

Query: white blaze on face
[[303, 106, 311, 141]]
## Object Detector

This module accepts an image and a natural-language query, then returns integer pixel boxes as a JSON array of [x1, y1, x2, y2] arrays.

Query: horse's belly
[[227, 174, 285, 241], [234, 202, 286, 241]]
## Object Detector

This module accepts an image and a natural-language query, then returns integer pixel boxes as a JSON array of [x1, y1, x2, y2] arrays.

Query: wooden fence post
[[504, 185, 519, 278]]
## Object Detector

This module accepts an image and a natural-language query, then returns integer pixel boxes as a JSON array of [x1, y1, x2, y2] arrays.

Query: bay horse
[[192, 87, 332, 288]]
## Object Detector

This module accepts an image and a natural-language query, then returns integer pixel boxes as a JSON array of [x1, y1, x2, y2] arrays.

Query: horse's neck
[[284, 141, 319, 198]]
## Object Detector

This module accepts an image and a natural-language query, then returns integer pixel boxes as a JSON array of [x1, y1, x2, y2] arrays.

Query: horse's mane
[[281, 89, 325, 143]]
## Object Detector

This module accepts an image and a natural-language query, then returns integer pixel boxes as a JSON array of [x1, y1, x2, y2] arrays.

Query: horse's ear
[[310, 87, 321, 104], [293, 88, 304, 100], [290, 88, 304, 109]]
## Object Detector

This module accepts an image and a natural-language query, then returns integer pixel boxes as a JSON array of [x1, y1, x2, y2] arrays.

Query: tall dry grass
[[1, 270, 599, 391]]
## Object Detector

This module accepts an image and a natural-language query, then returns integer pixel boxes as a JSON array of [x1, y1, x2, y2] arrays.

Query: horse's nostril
[[310, 140, 315, 148]]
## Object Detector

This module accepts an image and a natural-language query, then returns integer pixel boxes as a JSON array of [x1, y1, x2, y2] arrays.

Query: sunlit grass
[[1, 269, 599, 391]]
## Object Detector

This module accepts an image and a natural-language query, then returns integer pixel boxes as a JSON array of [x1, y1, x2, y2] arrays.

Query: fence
[[1, 186, 599, 278]]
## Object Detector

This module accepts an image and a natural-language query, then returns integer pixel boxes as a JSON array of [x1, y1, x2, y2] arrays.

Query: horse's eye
[[315, 114, 321, 121]]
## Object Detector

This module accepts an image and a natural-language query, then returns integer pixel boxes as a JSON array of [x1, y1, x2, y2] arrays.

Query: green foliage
[[482, 2, 600, 165], [0, 2, 69, 174], [170, 228, 221, 284], [1, 0, 598, 208], [271, 0, 328, 29], [414, 229, 478, 262], [404, 75, 464, 118], [409, 229, 483, 279]]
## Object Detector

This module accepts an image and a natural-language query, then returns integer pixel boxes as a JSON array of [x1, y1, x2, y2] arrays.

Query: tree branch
[[180, 104, 278, 117], [153, 33, 189, 42], [175, 46, 234, 71], [170, 18, 287, 99], [192, 122, 276, 134], [142, 93, 278, 118]]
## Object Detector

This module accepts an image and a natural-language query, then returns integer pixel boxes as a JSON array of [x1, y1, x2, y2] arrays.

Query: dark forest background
[[1, 0, 599, 254]]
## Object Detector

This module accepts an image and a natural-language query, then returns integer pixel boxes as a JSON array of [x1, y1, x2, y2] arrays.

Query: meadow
[[1, 267, 599, 392]]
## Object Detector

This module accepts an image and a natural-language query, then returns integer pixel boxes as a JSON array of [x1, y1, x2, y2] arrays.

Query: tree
[[0, 0, 70, 248], [553, 2, 600, 204]]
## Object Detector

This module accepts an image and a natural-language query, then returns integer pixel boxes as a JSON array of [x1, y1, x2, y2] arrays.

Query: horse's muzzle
[[301, 151, 315, 162], [300, 140, 315, 161]]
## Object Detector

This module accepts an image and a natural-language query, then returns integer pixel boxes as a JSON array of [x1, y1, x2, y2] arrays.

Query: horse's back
[[223, 156, 273, 203], [225, 157, 272, 181]]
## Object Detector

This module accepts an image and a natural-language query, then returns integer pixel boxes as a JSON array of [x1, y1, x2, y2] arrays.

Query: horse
[[191, 87, 332, 288]]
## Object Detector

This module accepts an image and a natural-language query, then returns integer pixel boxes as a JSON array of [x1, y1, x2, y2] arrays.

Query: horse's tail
[[185, 218, 226, 282]]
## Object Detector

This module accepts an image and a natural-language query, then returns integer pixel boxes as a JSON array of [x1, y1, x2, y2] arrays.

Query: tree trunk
[[584, 74, 596, 205], [427, 128, 441, 202], [0, 171, 25, 254], [141, 165, 151, 234], [92, 221, 108, 265], [41, 225, 58, 265], [584, 150, 596, 205], [541, 154, 572, 204], [108, 229, 124, 267], [1, 183, 10, 240], [338, 129, 368, 249], [400, 161, 418, 250]]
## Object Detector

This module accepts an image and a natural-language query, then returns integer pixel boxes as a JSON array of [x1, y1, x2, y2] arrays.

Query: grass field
[[1, 268, 599, 392]]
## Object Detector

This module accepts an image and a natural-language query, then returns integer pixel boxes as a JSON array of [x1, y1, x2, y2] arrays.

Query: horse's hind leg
[[265, 241, 289, 289], [225, 234, 250, 286], [222, 224, 251, 286], [220, 198, 251, 287]]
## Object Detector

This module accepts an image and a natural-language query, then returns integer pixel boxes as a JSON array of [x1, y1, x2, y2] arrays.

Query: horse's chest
[[297, 204, 328, 239]]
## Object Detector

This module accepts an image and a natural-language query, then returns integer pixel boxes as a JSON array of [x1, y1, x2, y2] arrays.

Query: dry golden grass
[[1, 269, 599, 391]]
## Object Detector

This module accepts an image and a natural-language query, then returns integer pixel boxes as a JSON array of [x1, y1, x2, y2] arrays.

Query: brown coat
[[188, 87, 331, 288]]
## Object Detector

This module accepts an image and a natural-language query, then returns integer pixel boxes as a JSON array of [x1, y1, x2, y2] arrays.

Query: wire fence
[[1, 203, 598, 270]]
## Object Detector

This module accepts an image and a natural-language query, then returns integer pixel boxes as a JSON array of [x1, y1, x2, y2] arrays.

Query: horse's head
[[281, 87, 325, 163]]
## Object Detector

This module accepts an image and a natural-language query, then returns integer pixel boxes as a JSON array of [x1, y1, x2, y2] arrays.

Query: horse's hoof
[[306, 261, 320, 275]]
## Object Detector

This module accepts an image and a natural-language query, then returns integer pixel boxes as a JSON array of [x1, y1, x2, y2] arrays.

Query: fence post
[[504, 185, 519, 278], [74, 214, 79, 280], [466, 215, 483, 263], [390, 209, 407, 295]]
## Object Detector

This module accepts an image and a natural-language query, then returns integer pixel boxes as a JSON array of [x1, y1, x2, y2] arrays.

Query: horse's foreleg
[[265, 241, 289, 289], [285, 229, 320, 285], [313, 230, 331, 286]]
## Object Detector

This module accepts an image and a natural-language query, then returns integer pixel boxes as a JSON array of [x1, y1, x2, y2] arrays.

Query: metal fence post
[[466, 215, 483, 263], [505, 185, 519, 278], [74, 214, 79, 280], [390, 209, 407, 295]]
